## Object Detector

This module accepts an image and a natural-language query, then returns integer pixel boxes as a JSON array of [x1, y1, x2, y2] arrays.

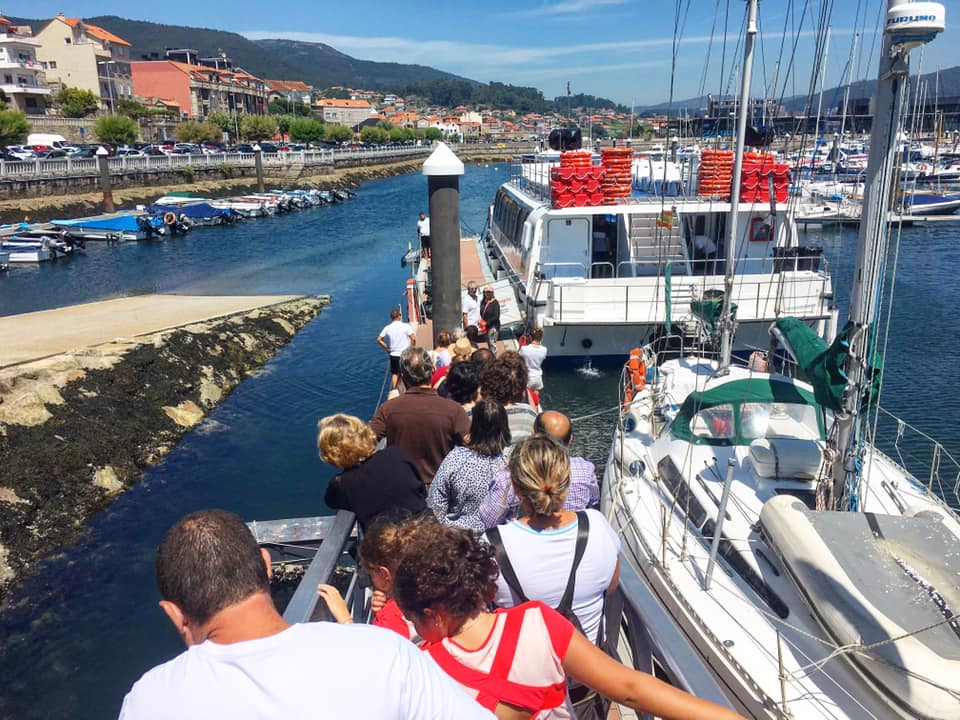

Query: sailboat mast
[[719, 0, 758, 370], [832, 0, 945, 506]]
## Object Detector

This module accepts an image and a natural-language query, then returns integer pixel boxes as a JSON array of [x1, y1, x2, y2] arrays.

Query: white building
[[0, 16, 51, 114]]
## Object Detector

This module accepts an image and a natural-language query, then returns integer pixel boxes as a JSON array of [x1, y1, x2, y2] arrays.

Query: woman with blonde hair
[[485, 434, 620, 644], [318, 413, 426, 531]]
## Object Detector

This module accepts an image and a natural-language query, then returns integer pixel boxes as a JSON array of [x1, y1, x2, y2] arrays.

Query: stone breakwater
[[0, 153, 514, 224], [0, 295, 328, 597]]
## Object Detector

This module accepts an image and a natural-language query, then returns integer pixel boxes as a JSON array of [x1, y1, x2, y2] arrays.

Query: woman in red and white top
[[393, 523, 744, 720]]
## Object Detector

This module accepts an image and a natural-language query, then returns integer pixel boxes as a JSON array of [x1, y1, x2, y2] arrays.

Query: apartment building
[[131, 57, 267, 119], [34, 14, 132, 110], [313, 98, 373, 127], [0, 16, 51, 113]]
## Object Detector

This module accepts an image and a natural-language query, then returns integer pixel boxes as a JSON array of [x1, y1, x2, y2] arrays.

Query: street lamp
[[98, 60, 116, 113]]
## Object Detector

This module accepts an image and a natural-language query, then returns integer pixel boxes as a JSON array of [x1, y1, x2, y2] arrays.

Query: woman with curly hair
[[318, 413, 426, 531], [479, 351, 538, 443], [393, 523, 743, 720], [427, 398, 510, 531]]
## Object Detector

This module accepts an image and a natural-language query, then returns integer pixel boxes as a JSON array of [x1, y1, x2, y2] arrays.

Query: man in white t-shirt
[[377, 308, 416, 388], [417, 212, 431, 259], [461, 281, 480, 329], [119, 509, 493, 720]]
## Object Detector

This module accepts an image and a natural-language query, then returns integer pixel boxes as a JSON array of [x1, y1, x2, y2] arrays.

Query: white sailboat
[[603, 3, 959, 718]]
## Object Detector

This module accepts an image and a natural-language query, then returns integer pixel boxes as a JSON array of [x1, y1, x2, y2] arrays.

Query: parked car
[[141, 145, 167, 156], [173, 143, 201, 154], [37, 149, 69, 159], [4, 145, 35, 160], [233, 143, 255, 153], [70, 147, 98, 158], [201, 142, 224, 154], [117, 148, 146, 157], [258, 142, 279, 153]]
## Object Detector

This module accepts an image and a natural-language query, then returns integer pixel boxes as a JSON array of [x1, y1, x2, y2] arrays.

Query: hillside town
[[0, 12, 668, 151]]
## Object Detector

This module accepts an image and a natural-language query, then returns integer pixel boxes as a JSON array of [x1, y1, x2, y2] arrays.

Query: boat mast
[[719, 0, 758, 370], [831, 0, 945, 506]]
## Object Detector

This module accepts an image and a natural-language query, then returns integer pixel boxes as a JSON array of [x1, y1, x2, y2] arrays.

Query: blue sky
[[13, 1, 960, 106]]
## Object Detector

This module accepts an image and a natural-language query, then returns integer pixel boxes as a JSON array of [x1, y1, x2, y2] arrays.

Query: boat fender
[[624, 347, 646, 404], [163, 211, 177, 226]]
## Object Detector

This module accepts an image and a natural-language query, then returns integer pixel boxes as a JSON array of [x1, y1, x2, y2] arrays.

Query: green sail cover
[[690, 294, 737, 336], [672, 377, 824, 446], [774, 318, 881, 412]]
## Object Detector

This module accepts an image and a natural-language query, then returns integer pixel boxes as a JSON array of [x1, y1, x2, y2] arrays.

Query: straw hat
[[452, 337, 474, 358]]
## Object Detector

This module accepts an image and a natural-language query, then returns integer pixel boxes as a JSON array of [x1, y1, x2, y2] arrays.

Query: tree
[[320, 87, 351, 100], [360, 126, 386, 144], [175, 121, 222, 144], [275, 114, 292, 141], [268, 98, 311, 116], [289, 117, 325, 143], [95, 114, 139, 145], [56, 87, 100, 118], [0, 109, 29, 145], [325, 124, 353, 143], [239, 114, 278, 141], [116, 99, 148, 118], [389, 126, 411, 142], [423, 127, 443, 141]]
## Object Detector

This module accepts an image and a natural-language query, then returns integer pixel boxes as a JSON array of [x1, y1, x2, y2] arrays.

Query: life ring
[[163, 211, 177, 225], [917, 163, 929, 173], [623, 347, 647, 404]]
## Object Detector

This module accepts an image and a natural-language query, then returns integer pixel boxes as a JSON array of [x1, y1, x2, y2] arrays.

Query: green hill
[[11, 15, 473, 90]]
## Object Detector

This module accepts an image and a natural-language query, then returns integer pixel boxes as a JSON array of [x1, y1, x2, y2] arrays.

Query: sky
[[12, 1, 960, 106]]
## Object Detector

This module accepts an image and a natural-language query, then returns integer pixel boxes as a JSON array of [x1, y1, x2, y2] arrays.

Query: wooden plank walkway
[[414, 237, 510, 353]]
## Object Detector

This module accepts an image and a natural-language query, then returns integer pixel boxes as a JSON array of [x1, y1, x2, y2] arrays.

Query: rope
[[372, 359, 391, 416], [568, 404, 623, 424]]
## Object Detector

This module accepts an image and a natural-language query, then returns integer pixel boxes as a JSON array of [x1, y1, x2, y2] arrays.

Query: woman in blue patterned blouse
[[427, 399, 510, 531]]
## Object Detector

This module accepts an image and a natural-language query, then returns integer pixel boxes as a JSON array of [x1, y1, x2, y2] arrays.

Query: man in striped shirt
[[479, 411, 600, 529]]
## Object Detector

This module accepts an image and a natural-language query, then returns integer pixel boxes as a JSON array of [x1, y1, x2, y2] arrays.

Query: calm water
[[0, 167, 956, 719]]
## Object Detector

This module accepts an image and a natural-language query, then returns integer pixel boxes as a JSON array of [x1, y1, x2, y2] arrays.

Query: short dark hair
[[390, 309, 401, 320], [446, 361, 480, 404], [399, 346, 434, 386], [471, 347, 494, 367], [468, 398, 511, 456], [155, 510, 269, 625], [393, 523, 499, 625], [480, 351, 528, 405]]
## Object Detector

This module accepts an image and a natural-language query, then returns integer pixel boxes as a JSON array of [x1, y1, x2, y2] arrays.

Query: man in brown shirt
[[370, 347, 470, 485]]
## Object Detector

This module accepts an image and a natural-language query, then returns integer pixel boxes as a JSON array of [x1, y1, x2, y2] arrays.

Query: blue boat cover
[[51, 214, 159, 231], [147, 203, 231, 219]]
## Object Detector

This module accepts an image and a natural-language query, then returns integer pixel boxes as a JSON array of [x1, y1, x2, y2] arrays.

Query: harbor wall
[[0, 151, 515, 224], [0, 296, 329, 598]]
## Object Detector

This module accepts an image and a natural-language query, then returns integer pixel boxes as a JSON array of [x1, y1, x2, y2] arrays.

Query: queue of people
[[121, 340, 740, 720]]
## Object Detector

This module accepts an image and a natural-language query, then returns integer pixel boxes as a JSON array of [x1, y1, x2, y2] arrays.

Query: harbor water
[[0, 166, 957, 719]]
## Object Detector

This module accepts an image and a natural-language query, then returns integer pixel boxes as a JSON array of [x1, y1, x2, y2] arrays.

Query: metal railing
[[0, 145, 433, 179], [547, 272, 830, 325]]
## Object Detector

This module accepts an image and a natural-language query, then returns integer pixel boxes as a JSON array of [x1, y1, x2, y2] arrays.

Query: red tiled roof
[[61, 17, 131, 46]]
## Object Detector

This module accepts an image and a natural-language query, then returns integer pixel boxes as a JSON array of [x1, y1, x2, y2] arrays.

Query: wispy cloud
[[511, 0, 627, 18]]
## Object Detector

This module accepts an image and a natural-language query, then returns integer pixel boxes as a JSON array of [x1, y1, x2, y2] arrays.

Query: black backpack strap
[[485, 527, 529, 603], [556, 511, 590, 617]]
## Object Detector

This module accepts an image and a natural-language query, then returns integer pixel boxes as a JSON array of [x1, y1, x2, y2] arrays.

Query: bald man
[[478, 410, 600, 528]]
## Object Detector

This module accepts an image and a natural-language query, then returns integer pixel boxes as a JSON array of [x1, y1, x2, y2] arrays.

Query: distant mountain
[[10, 15, 474, 91], [636, 65, 960, 116], [253, 38, 473, 90]]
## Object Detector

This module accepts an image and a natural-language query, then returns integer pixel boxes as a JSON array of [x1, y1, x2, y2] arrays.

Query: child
[[520, 327, 548, 393], [317, 515, 429, 641]]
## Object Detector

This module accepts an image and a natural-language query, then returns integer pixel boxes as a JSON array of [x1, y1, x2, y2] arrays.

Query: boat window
[[690, 404, 735, 440], [741, 402, 821, 441]]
